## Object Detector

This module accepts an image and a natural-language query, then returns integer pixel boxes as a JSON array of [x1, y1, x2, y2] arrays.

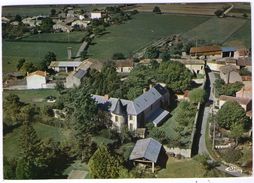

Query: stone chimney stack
[[67, 47, 72, 60], [143, 88, 147, 94]]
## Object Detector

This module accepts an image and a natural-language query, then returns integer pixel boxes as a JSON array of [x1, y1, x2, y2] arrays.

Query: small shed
[[129, 138, 166, 173]]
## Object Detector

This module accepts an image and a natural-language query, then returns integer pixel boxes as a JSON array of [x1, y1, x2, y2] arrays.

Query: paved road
[[198, 70, 248, 177], [74, 41, 88, 61]]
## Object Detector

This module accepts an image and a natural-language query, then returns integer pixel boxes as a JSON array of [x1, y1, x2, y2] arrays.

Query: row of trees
[[214, 78, 243, 97]]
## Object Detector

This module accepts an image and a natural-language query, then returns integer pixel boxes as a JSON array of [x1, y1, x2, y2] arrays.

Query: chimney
[[67, 47, 72, 60], [149, 84, 153, 89], [104, 94, 109, 100], [143, 88, 146, 94]]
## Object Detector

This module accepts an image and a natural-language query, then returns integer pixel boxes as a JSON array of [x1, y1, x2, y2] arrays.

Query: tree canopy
[[157, 61, 192, 93], [153, 6, 161, 14], [217, 101, 249, 129], [189, 88, 206, 104], [88, 145, 122, 178]]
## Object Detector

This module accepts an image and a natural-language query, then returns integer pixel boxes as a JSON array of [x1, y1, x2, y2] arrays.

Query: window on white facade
[[129, 115, 133, 120]]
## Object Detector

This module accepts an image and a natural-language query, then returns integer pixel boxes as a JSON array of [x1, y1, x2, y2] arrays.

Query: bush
[[189, 88, 206, 104], [112, 52, 125, 60], [153, 6, 161, 14], [221, 148, 242, 163]]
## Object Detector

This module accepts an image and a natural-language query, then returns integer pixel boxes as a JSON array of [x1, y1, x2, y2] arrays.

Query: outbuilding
[[129, 138, 167, 173], [26, 70, 47, 89]]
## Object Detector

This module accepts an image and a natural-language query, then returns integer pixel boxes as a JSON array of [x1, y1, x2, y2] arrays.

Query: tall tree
[[39, 51, 56, 71], [229, 123, 244, 146], [88, 145, 122, 178], [17, 122, 42, 179], [217, 101, 249, 129], [157, 61, 192, 93]]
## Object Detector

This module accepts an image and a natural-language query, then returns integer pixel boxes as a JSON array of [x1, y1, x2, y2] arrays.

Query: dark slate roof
[[93, 84, 168, 115], [147, 108, 169, 125], [129, 85, 165, 115], [112, 99, 126, 115], [154, 84, 168, 95], [129, 138, 162, 163], [73, 69, 87, 79]]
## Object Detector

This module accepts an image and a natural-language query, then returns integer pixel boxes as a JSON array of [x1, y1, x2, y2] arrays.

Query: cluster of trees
[[239, 67, 251, 76], [16, 58, 37, 74], [2, 22, 30, 40], [3, 93, 72, 179], [216, 101, 250, 146], [214, 78, 244, 97], [174, 101, 197, 148]]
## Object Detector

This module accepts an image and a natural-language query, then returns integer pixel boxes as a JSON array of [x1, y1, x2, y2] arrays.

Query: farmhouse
[[236, 85, 252, 100], [49, 61, 81, 72], [2, 17, 10, 24], [190, 45, 221, 59], [115, 59, 134, 73], [219, 65, 242, 84], [91, 12, 102, 19], [177, 59, 205, 75], [26, 70, 47, 89], [66, 61, 93, 88], [129, 138, 167, 173], [71, 20, 89, 29], [92, 84, 170, 132], [22, 17, 42, 27], [219, 95, 252, 112], [236, 57, 252, 71]]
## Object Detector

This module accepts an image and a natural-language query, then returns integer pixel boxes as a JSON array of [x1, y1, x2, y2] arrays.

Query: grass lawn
[[157, 157, 206, 178], [183, 17, 248, 44], [3, 122, 70, 159], [92, 136, 116, 146], [158, 105, 179, 140], [223, 20, 251, 48], [21, 32, 88, 43], [88, 13, 209, 60], [2, 41, 80, 74], [3, 89, 59, 107]]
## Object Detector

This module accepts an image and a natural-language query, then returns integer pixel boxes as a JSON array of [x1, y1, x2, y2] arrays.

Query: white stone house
[[71, 20, 89, 29], [26, 70, 47, 89], [91, 12, 102, 19], [93, 84, 170, 132]]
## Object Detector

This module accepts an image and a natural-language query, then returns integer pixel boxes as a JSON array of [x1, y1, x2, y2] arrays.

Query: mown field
[[21, 32, 87, 43], [3, 122, 70, 159], [182, 16, 248, 45], [3, 89, 59, 106], [223, 20, 251, 48], [2, 41, 80, 73], [88, 13, 209, 60]]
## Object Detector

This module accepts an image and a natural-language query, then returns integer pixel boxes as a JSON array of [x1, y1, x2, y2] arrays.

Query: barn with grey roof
[[129, 138, 167, 173]]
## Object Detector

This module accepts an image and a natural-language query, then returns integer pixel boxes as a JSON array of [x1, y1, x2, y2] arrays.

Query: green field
[[87, 13, 209, 60], [21, 32, 87, 43], [157, 157, 206, 178], [3, 89, 59, 106], [3, 122, 70, 159], [223, 20, 251, 48], [183, 17, 248, 45], [2, 4, 111, 17], [2, 41, 80, 73]]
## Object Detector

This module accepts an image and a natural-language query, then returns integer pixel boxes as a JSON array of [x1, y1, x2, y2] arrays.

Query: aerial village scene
[[1, 2, 252, 179]]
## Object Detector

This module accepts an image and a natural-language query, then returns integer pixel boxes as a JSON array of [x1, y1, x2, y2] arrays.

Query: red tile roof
[[27, 70, 47, 77]]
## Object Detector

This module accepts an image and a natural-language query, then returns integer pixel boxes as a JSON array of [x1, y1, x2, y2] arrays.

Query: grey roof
[[221, 47, 236, 52], [220, 65, 237, 74], [92, 84, 168, 115], [147, 108, 169, 125], [129, 138, 162, 163], [112, 99, 126, 115], [129, 86, 164, 115], [73, 69, 87, 79]]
